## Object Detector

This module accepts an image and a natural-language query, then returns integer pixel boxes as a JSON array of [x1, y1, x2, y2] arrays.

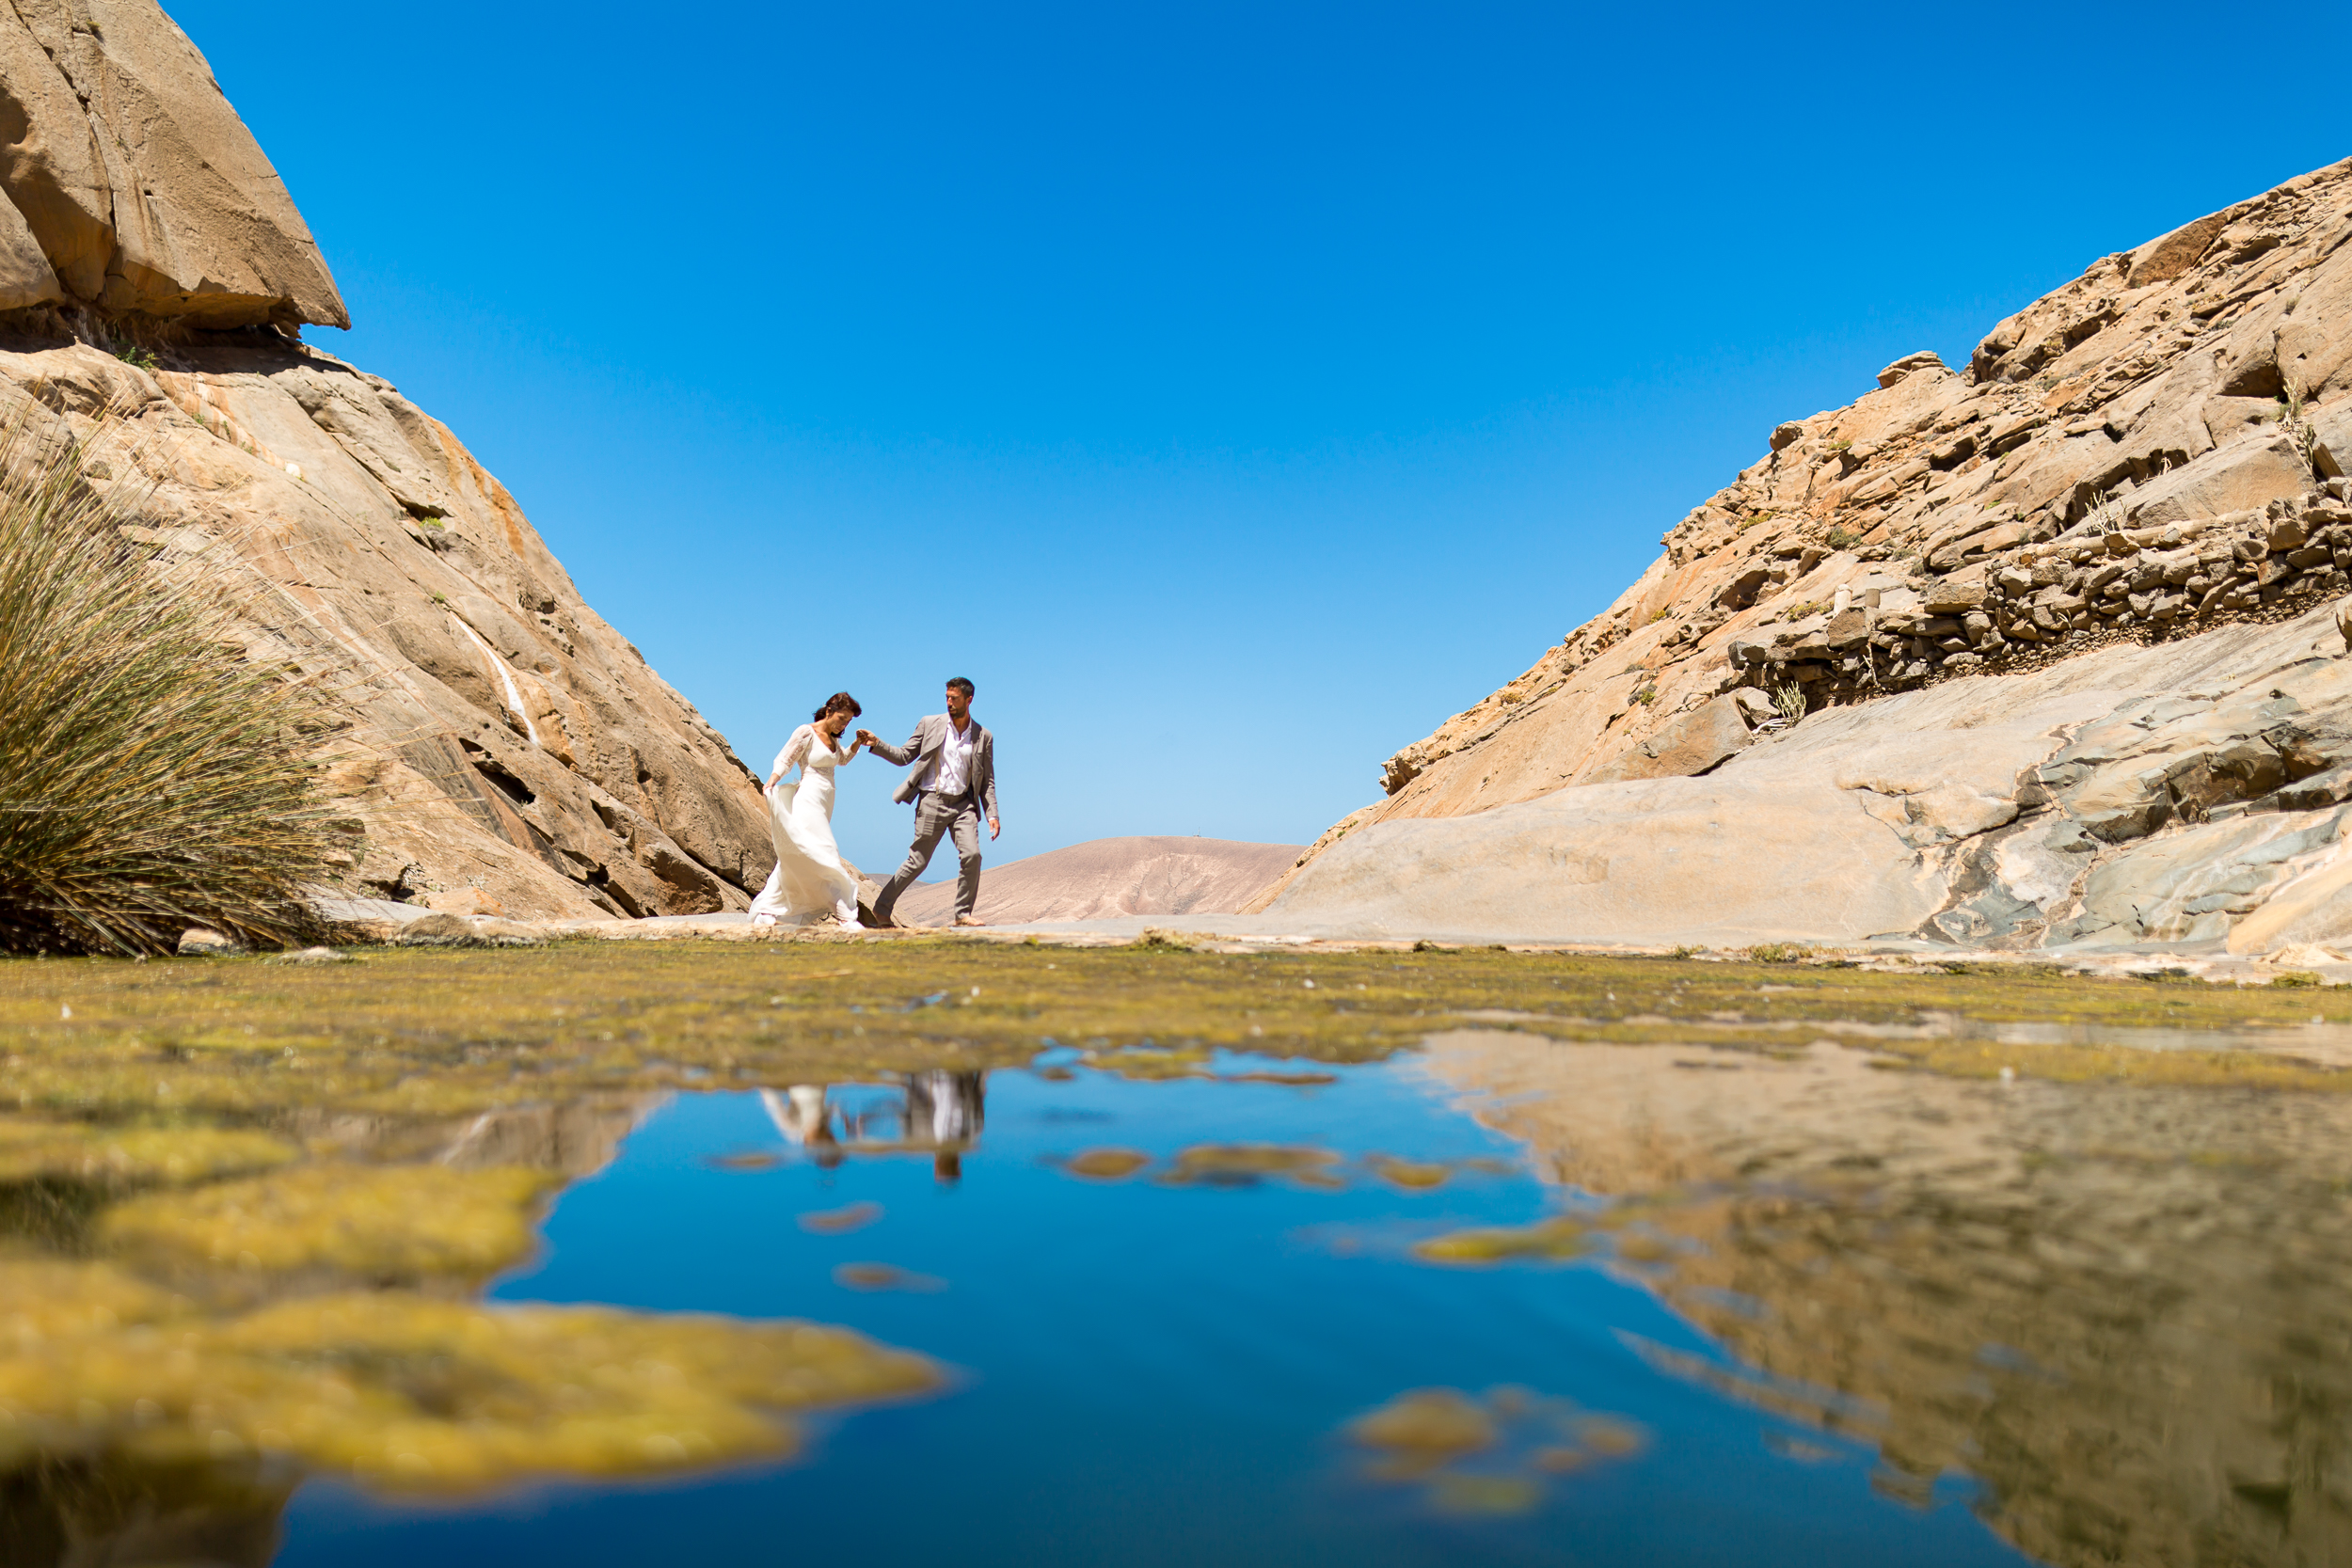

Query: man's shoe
[[953, 914, 987, 927]]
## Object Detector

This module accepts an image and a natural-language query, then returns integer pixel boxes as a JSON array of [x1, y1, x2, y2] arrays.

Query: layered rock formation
[[0, 1, 771, 920], [1256, 157, 2352, 955], [892, 835, 1300, 927]]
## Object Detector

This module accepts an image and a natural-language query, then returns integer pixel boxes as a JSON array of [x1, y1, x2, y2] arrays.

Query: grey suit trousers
[[874, 790, 982, 922]]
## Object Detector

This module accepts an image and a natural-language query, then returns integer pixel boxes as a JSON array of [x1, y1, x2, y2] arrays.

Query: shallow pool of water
[[4, 943, 2348, 1566], [262, 1051, 2007, 1567]]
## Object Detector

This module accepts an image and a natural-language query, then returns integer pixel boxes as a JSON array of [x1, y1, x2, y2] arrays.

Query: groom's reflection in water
[[759, 1070, 986, 1183]]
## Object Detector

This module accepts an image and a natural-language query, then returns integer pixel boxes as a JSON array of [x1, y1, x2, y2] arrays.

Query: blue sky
[[176, 0, 2352, 875]]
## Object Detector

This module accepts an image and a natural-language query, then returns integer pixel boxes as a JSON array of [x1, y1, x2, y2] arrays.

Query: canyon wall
[[1257, 157, 2352, 956], [0, 0, 771, 920]]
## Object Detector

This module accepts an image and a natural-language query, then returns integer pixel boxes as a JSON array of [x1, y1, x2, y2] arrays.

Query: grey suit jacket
[[870, 715, 999, 819]]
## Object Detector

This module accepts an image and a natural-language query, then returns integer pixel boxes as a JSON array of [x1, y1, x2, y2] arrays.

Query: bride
[[749, 692, 869, 928]]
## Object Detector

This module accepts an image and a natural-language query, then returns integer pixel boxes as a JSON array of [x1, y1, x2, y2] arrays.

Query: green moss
[[0, 1119, 295, 1186], [1412, 1214, 1589, 1264], [1344, 1386, 1645, 1513], [1348, 1388, 1497, 1457], [4, 943, 2345, 1123], [1363, 1154, 1452, 1191], [100, 1165, 557, 1282], [1164, 1143, 1344, 1188], [0, 941, 2338, 1505], [1063, 1148, 1152, 1180]]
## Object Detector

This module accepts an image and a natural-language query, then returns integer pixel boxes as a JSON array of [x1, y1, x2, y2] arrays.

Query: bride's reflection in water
[[760, 1071, 987, 1183]]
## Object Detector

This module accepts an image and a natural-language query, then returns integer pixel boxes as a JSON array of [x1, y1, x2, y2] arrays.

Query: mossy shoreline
[[0, 938, 2339, 1515]]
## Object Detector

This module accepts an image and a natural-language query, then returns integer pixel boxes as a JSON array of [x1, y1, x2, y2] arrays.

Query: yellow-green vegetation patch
[[1363, 1154, 1452, 1190], [0, 1257, 181, 1347], [1412, 1214, 1588, 1265], [0, 1287, 938, 1490], [0, 939, 2340, 1503], [1164, 1143, 1344, 1188], [3, 942, 2349, 1123], [0, 1118, 296, 1186], [1344, 1385, 1645, 1512], [1062, 1148, 1152, 1180], [1866, 1035, 2352, 1090], [100, 1165, 557, 1281], [1348, 1387, 1497, 1462]]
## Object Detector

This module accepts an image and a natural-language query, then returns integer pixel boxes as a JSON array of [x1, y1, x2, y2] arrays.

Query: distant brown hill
[[893, 836, 1301, 927]]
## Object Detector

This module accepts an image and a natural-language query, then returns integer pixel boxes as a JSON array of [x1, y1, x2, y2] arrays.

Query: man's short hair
[[946, 677, 976, 700]]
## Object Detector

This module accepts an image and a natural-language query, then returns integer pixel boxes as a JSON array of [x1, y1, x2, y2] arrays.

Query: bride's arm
[[767, 725, 814, 788]]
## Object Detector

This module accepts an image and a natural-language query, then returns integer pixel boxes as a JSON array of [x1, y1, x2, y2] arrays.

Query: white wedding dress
[[749, 724, 862, 927]]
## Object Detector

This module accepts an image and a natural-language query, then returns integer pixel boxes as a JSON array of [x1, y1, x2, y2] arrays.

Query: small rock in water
[[176, 927, 245, 957], [799, 1201, 884, 1234]]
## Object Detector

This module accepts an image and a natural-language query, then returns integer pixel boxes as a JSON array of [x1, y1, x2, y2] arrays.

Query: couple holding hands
[[749, 677, 1000, 932]]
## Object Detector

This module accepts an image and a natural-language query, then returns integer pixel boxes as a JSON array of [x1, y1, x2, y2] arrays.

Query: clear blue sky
[[176, 0, 2352, 876]]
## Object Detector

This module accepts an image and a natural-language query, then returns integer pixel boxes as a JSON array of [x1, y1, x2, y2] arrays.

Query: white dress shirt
[[922, 718, 978, 797]]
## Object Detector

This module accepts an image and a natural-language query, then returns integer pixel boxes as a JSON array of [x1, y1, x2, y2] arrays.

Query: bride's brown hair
[[813, 691, 862, 723]]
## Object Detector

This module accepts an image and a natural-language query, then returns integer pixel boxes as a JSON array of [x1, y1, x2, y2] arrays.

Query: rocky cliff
[[1255, 156, 2352, 957], [0, 0, 770, 920]]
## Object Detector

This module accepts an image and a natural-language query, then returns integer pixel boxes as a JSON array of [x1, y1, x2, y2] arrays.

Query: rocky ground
[[1254, 156, 2352, 958]]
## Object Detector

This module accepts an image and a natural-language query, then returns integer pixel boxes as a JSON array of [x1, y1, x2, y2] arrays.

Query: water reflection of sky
[[274, 1053, 2036, 1568]]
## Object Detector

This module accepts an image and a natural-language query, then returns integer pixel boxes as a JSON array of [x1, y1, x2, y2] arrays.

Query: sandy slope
[[892, 836, 1299, 927]]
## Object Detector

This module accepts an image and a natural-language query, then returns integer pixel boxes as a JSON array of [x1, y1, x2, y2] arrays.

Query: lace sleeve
[[773, 725, 813, 777]]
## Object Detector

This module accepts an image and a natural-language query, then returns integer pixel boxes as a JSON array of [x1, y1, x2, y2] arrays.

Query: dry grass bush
[[0, 417, 330, 953]]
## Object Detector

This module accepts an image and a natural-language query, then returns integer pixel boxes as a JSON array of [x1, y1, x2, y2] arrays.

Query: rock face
[[0, 0, 344, 326], [1258, 156, 2352, 955], [0, 1, 771, 921], [893, 836, 1301, 927]]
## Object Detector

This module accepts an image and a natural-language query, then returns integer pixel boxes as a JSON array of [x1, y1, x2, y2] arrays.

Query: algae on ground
[[1412, 1214, 1589, 1264], [0, 1281, 938, 1490], [1062, 1148, 1152, 1180], [0, 939, 2342, 1513], [100, 1164, 557, 1284], [1345, 1385, 1646, 1514]]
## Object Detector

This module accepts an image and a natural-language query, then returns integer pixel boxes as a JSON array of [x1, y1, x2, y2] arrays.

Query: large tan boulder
[[0, 336, 773, 921], [1262, 607, 2352, 951], [0, 0, 343, 326]]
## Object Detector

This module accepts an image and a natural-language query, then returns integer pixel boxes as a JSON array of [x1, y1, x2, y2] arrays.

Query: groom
[[861, 677, 1000, 928]]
